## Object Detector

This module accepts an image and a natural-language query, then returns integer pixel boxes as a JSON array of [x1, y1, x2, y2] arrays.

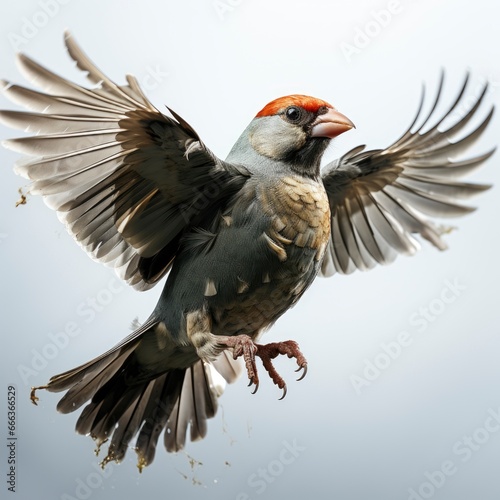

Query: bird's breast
[[259, 175, 331, 263], [208, 175, 331, 337]]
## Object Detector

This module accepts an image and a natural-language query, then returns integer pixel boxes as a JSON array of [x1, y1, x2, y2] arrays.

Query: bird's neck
[[226, 127, 328, 180]]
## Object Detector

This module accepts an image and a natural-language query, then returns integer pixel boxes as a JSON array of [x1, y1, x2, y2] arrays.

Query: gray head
[[227, 94, 354, 177]]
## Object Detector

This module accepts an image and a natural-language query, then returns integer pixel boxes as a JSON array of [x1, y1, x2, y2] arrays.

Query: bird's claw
[[248, 377, 260, 394], [278, 385, 287, 401], [295, 363, 308, 381]]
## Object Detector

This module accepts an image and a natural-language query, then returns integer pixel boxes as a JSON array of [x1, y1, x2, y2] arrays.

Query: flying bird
[[1, 32, 495, 471]]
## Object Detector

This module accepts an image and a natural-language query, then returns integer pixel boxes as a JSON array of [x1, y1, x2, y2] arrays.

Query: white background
[[1, 1, 499, 499]]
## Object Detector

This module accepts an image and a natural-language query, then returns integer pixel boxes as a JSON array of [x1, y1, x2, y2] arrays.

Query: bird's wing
[[320, 74, 495, 276], [0, 32, 249, 290]]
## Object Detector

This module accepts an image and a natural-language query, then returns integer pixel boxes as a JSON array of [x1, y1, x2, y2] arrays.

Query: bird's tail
[[31, 319, 241, 470]]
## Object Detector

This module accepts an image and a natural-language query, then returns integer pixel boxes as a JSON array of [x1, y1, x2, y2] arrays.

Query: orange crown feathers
[[256, 94, 333, 118]]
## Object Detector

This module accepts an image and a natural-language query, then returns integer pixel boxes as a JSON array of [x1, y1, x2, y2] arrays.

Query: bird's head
[[227, 94, 354, 176]]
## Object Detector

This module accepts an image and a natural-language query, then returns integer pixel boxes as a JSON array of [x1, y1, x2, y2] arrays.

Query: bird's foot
[[216, 336, 307, 399], [256, 341, 308, 400], [216, 335, 259, 391]]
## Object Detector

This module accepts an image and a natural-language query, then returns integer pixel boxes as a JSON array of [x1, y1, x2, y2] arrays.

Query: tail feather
[[165, 361, 217, 453], [57, 349, 134, 413], [75, 400, 101, 435], [34, 320, 241, 469], [211, 349, 243, 385], [47, 318, 157, 395], [107, 384, 155, 463], [190, 361, 218, 441], [135, 372, 184, 468], [87, 383, 138, 442]]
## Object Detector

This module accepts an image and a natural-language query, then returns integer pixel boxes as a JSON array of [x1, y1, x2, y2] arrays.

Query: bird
[[0, 31, 495, 471]]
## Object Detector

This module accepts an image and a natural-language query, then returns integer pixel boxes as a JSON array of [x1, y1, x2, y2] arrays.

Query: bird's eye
[[284, 106, 302, 123]]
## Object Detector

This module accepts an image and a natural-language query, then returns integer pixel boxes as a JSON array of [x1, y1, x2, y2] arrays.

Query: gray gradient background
[[1, 1, 500, 499]]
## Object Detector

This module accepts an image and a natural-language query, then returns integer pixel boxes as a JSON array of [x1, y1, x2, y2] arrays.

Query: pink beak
[[311, 108, 355, 139]]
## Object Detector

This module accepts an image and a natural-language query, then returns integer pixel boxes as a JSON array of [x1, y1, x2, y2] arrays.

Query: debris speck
[[15, 188, 27, 207]]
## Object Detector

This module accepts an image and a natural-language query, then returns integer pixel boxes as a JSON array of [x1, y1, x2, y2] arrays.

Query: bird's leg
[[186, 311, 260, 389], [186, 310, 307, 398]]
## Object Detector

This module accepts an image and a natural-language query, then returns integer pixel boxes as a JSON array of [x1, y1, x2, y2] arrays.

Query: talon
[[278, 385, 287, 400], [296, 364, 308, 381], [251, 381, 259, 394]]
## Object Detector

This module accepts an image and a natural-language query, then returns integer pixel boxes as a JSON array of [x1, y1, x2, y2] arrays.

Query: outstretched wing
[[320, 74, 495, 276], [1, 31, 249, 290]]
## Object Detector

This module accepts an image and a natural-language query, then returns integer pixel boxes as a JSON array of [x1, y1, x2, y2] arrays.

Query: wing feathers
[[63, 30, 150, 109], [2, 32, 247, 290], [321, 73, 494, 276]]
